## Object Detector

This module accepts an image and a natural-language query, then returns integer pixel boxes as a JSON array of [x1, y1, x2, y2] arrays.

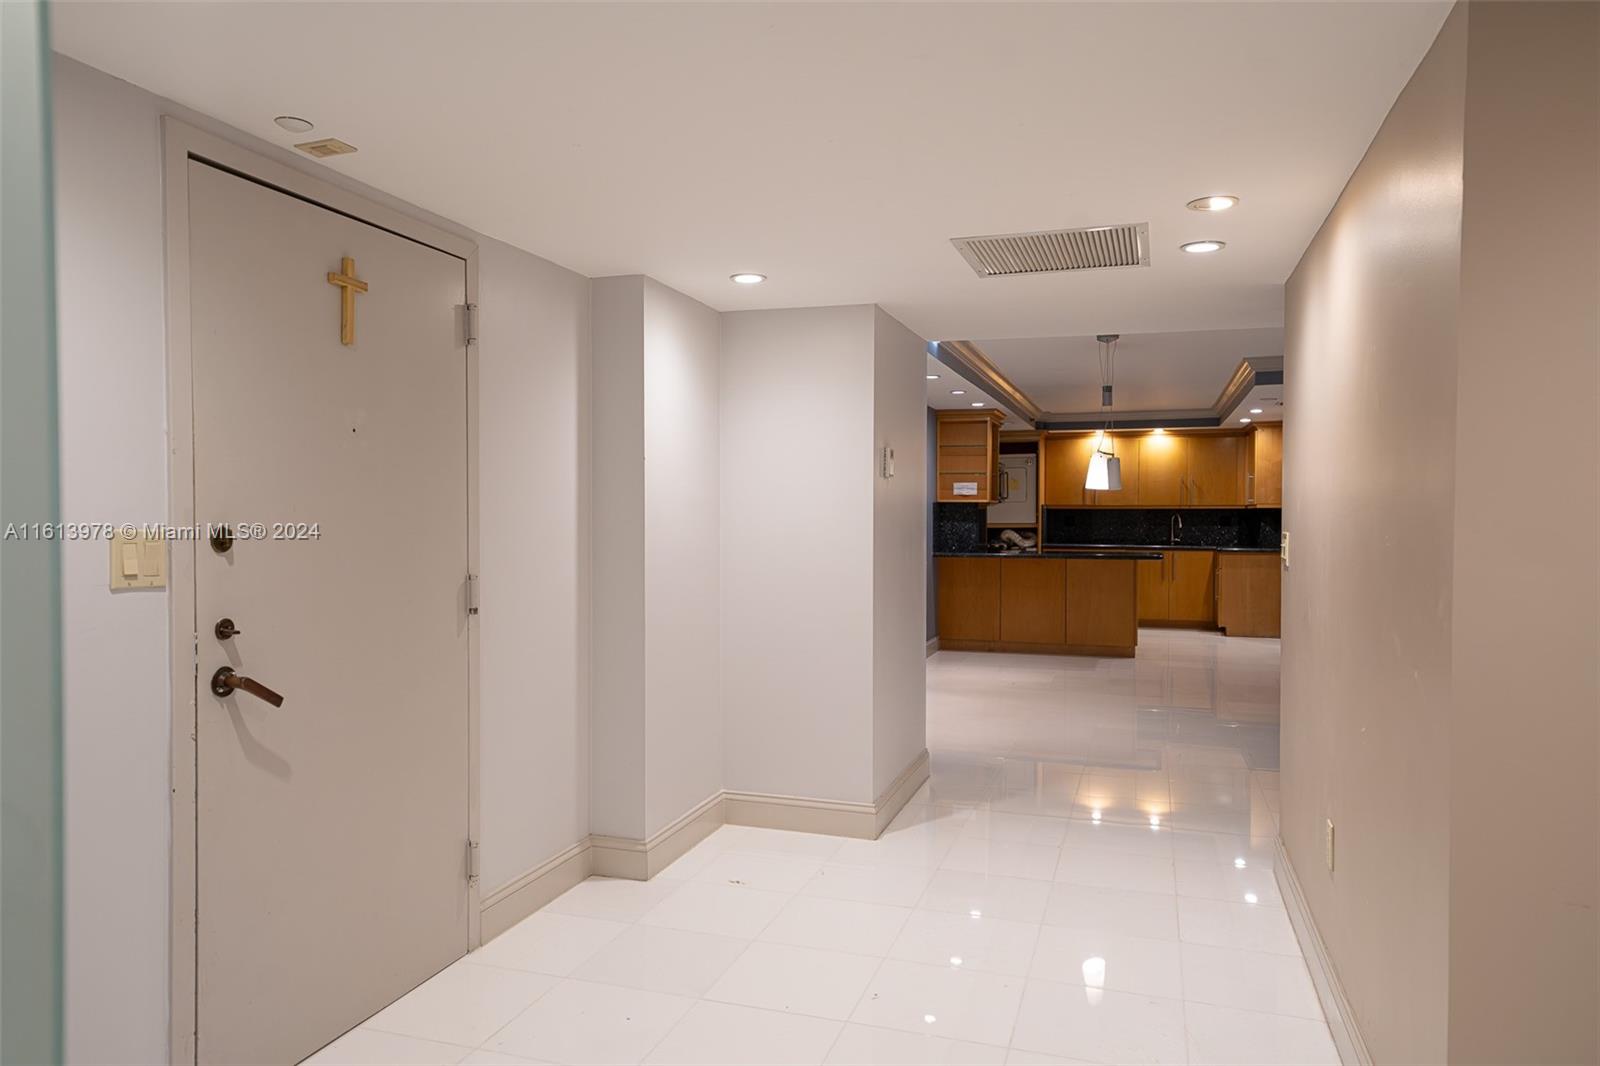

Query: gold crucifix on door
[[326, 256, 368, 346]]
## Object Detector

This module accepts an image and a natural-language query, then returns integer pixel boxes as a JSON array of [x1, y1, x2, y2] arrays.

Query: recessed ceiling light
[[927, 374, 940, 380], [1187, 195, 1238, 212], [1181, 240, 1225, 254], [729, 273, 766, 285], [274, 115, 314, 134], [1239, 417, 1252, 424], [970, 402, 985, 407], [1250, 408, 1263, 414], [950, 390, 966, 396]]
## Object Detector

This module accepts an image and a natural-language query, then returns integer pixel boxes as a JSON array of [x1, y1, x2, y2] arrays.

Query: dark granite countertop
[[934, 550, 1166, 561], [1042, 543, 1279, 554]]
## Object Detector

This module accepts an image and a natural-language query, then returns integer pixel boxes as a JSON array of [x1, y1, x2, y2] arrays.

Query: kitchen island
[[935, 551, 1162, 657]]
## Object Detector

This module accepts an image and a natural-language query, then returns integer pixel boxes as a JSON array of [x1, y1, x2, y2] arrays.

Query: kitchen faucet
[[1170, 513, 1183, 544]]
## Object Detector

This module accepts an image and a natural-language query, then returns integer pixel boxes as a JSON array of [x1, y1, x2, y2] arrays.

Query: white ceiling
[[1222, 381, 1286, 427], [54, 2, 1450, 343], [924, 353, 1030, 429], [974, 328, 1283, 416]]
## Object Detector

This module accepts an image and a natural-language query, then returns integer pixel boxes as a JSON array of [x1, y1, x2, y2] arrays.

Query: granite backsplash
[[1043, 507, 1281, 549], [933, 503, 988, 553]]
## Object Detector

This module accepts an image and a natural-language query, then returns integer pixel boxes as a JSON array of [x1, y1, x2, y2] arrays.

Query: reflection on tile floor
[[308, 628, 1334, 1065]]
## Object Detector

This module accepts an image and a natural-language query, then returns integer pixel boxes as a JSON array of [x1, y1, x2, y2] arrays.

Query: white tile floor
[[308, 628, 1335, 1065]]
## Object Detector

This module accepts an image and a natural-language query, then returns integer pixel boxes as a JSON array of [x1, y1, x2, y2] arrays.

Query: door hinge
[[467, 839, 481, 884], [463, 303, 479, 347], [466, 573, 480, 615]]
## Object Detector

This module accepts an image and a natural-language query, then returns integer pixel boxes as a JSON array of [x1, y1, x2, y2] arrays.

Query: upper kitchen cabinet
[[1187, 434, 1244, 506], [1246, 424, 1283, 506], [1137, 433, 1188, 506], [1041, 433, 1097, 506], [936, 409, 1007, 503]]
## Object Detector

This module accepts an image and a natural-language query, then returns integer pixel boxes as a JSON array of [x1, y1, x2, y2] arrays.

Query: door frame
[[160, 119, 481, 1066]]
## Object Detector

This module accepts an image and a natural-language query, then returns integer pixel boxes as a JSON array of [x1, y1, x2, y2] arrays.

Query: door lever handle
[[211, 666, 285, 707]]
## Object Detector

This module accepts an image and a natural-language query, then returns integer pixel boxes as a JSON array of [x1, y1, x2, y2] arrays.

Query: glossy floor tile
[[309, 628, 1338, 1065]]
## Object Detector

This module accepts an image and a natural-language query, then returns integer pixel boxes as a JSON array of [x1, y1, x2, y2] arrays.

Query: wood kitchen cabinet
[[1246, 424, 1283, 506], [1064, 558, 1138, 650], [937, 555, 1141, 656], [1041, 433, 1096, 506], [999, 558, 1067, 644], [1137, 434, 1188, 506], [1136, 549, 1216, 625], [936, 410, 1006, 503], [1187, 434, 1244, 506], [1039, 429, 1263, 511], [936, 557, 1000, 641], [1216, 552, 1281, 636], [1169, 549, 1217, 623], [1137, 558, 1169, 621]]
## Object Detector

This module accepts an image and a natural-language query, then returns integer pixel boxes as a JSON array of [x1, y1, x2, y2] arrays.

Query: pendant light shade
[[1086, 451, 1123, 492], [1084, 333, 1123, 492]]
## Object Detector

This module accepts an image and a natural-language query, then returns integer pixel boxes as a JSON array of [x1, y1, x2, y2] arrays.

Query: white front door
[[188, 160, 470, 1065]]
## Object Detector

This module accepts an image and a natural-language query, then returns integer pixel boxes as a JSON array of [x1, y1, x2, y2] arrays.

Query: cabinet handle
[[1246, 473, 1254, 505]]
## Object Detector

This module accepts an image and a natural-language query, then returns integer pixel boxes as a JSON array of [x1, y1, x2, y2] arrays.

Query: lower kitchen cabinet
[[1137, 558, 1169, 621], [1169, 550, 1217, 623], [1136, 549, 1217, 626], [936, 557, 1000, 641], [1064, 558, 1138, 651], [936, 555, 1141, 655], [1216, 552, 1282, 636], [999, 558, 1067, 644]]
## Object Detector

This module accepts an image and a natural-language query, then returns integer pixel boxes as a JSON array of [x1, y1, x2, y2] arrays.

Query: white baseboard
[[478, 839, 592, 943], [1274, 837, 1371, 1066], [873, 748, 931, 835], [725, 748, 930, 840], [480, 754, 933, 943], [722, 789, 878, 838], [926, 637, 940, 657], [590, 790, 725, 880]]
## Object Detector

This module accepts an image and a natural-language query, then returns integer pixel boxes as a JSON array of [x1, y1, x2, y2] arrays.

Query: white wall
[[720, 306, 926, 806], [641, 279, 722, 835], [475, 239, 592, 889], [588, 277, 648, 838], [870, 308, 929, 798], [53, 57, 173, 1066], [52, 57, 594, 1063], [590, 276, 722, 840]]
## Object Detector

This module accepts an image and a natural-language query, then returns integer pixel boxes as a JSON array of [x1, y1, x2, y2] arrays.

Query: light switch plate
[[1326, 818, 1335, 871], [1280, 531, 1290, 568], [110, 529, 167, 590]]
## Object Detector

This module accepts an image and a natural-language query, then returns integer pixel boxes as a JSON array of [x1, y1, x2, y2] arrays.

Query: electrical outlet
[[1326, 818, 1335, 872]]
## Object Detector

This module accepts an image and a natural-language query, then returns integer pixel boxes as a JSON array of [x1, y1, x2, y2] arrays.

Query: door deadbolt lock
[[214, 617, 241, 640], [210, 524, 234, 554], [211, 666, 285, 707]]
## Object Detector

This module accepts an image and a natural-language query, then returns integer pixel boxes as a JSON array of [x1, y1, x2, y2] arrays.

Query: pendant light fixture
[[1085, 334, 1123, 492]]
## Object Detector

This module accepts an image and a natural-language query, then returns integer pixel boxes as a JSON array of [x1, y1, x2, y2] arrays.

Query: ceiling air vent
[[294, 137, 358, 159], [951, 223, 1151, 278]]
